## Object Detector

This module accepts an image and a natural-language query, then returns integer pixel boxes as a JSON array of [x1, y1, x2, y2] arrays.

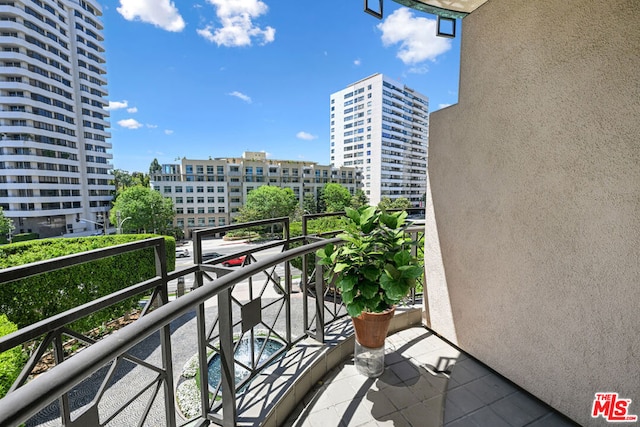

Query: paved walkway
[[285, 326, 578, 427]]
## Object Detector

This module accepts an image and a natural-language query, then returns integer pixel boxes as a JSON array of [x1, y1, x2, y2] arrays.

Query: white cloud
[[117, 0, 185, 32], [378, 8, 451, 65], [438, 103, 452, 109], [408, 65, 429, 74], [197, 0, 275, 47], [165, 130, 174, 135], [228, 91, 252, 103], [296, 131, 317, 141], [118, 118, 143, 129], [354, 58, 361, 66], [146, 124, 158, 128], [127, 107, 138, 113], [106, 100, 128, 110]]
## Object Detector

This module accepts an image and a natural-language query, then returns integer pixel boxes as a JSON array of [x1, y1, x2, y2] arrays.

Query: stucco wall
[[426, 1, 640, 425]]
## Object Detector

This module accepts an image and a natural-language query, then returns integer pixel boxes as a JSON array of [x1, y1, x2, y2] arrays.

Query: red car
[[222, 255, 246, 267]]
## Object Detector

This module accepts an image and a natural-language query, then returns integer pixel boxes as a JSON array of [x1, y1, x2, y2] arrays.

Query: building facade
[[150, 152, 362, 237], [0, 0, 112, 238], [330, 73, 428, 206]]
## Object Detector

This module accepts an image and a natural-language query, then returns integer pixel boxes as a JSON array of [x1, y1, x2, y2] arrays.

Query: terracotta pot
[[351, 306, 396, 348]]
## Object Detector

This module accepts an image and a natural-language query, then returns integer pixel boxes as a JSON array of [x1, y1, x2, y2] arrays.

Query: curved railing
[[0, 215, 425, 426]]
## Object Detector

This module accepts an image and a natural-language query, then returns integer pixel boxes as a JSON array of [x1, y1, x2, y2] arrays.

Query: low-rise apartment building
[[150, 151, 362, 237]]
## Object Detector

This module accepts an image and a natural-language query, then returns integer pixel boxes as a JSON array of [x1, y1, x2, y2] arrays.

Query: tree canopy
[[350, 189, 368, 209], [149, 158, 162, 176], [378, 197, 412, 211], [109, 185, 175, 234], [0, 208, 15, 242], [236, 186, 298, 223], [302, 192, 318, 214], [321, 183, 352, 213], [110, 169, 150, 196]]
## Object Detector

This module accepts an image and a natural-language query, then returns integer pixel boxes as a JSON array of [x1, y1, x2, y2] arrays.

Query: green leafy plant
[[0, 235, 175, 330], [0, 314, 26, 398], [317, 206, 424, 317]]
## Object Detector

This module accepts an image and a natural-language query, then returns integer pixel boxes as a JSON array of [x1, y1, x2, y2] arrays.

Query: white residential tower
[[0, 0, 112, 238], [330, 74, 428, 206]]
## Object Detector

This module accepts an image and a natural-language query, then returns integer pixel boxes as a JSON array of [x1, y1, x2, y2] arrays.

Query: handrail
[[0, 237, 340, 427]]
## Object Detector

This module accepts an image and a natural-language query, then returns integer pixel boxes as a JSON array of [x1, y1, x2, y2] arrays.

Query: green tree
[[0, 208, 15, 243], [303, 192, 318, 214], [236, 186, 298, 223], [110, 169, 150, 197], [378, 197, 413, 211], [350, 189, 368, 209], [321, 183, 352, 213], [110, 186, 175, 234], [149, 158, 162, 176], [391, 197, 412, 210]]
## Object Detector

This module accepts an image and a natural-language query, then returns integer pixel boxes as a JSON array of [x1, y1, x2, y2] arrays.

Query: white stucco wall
[[426, 1, 640, 425]]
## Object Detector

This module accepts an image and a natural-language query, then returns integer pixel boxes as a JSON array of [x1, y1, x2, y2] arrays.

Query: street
[[169, 238, 302, 305]]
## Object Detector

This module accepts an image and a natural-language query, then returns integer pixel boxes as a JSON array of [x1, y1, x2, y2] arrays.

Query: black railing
[[0, 215, 425, 427]]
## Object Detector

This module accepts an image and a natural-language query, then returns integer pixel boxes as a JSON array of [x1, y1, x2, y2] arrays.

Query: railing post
[[314, 256, 325, 343], [154, 240, 176, 427], [284, 218, 292, 344], [218, 287, 237, 426], [53, 331, 72, 426]]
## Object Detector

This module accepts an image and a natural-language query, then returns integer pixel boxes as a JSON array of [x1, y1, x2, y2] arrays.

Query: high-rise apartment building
[[150, 152, 362, 238], [0, 0, 112, 238], [330, 74, 428, 207]]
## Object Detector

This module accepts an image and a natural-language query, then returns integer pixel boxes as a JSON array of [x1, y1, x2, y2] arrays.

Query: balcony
[[0, 215, 575, 427]]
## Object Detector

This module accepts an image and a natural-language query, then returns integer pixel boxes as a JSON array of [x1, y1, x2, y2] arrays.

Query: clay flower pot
[[351, 306, 395, 348]]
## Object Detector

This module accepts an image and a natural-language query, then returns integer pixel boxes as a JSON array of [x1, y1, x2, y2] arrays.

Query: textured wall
[[426, 1, 640, 425]]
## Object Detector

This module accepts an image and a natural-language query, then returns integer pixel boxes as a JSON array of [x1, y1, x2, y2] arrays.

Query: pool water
[[207, 337, 284, 391]]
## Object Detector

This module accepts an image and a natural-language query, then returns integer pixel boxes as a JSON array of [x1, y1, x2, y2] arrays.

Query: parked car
[[222, 255, 246, 267], [175, 248, 190, 258], [201, 252, 223, 261]]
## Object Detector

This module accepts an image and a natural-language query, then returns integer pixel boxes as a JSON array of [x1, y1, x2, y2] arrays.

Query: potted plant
[[317, 205, 424, 350]]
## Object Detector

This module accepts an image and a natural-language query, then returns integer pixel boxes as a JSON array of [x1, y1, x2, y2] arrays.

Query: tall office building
[[330, 73, 428, 207], [0, 0, 112, 238], [150, 152, 362, 238]]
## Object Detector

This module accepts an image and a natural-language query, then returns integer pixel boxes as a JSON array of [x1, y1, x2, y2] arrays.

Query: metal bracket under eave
[[364, 0, 383, 19], [437, 16, 456, 38]]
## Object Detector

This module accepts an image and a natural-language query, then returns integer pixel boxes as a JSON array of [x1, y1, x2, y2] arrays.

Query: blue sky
[[101, 0, 461, 173]]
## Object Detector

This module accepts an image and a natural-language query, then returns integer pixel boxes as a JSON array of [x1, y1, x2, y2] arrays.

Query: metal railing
[[0, 214, 425, 427]]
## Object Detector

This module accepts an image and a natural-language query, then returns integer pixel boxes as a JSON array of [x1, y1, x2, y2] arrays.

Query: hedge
[[0, 235, 175, 331], [10, 233, 39, 243], [0, 314, 26, 398]]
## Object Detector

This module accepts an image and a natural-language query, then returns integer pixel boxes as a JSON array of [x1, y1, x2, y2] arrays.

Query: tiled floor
[[285, 327, 578, 427]]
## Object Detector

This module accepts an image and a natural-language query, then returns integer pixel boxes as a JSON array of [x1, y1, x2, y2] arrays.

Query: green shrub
[[0, 235, 175, 330], [0, 314, 26, 398], [11, 233, 39, 243]]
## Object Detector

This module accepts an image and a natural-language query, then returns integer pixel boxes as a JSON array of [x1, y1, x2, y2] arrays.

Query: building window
[[186, 186, 193, 193], [218, 197, 225, 203]]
